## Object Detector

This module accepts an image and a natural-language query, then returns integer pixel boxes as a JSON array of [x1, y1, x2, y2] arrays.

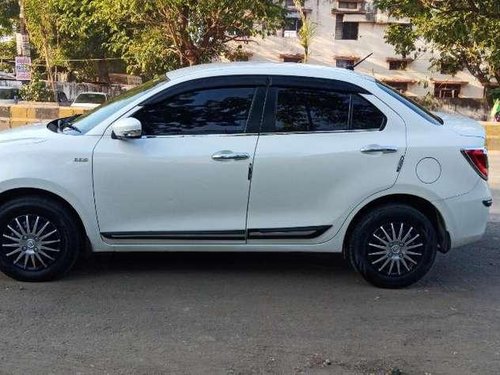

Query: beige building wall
[[241, 0, 484, 99]]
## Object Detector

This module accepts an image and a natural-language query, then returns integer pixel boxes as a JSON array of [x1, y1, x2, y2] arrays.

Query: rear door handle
[[360, 145, 398, 154], [212, 150, 250, 161]]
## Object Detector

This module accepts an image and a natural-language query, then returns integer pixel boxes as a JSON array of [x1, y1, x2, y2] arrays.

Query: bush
[[19, 74, 54, 102]]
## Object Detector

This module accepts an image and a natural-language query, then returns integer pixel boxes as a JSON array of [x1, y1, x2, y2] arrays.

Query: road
[[0, 154, 499, 375]]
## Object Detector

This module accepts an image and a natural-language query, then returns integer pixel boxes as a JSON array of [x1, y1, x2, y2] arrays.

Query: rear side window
[[135, 87, 256, 136], [275, 88, 350, 132], [351, 94, 387, 130], [273, 87, 386, 133]]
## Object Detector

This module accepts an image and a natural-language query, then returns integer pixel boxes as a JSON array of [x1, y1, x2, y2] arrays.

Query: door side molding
[[247, 225, 331, 239], [101, 226, 332, 241]]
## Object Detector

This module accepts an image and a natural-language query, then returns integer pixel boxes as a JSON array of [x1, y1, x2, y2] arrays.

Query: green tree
[[293, 0, 316, 63], [0, 0, 19, 36], [94, 0, 286, 77], [0, 39, 16, 72], [23, 0, 61, 94], [52, 0, 121, 83], [375, 0, 500, 87]]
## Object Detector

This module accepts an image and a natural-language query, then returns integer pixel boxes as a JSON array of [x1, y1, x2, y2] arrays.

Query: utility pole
[[16, 0, 30, 57], [15, 0, 32, 84]]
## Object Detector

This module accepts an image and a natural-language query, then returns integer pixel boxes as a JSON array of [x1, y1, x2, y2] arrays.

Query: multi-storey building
[[241, 0, 485, 99]]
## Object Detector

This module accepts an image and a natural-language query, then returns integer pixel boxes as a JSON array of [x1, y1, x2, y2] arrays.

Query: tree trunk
[[97, 58, 110, 83], [42, 41, 56, 101]]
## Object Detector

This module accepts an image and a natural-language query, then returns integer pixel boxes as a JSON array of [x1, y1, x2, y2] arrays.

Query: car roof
[[166, 62, 375, 84]]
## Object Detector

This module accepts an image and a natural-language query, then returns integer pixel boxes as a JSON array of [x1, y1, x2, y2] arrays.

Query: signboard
[[15, 56, 32, 81]]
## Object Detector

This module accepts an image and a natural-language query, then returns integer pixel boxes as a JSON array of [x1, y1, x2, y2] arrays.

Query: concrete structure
[[241, 0, 485, 99]]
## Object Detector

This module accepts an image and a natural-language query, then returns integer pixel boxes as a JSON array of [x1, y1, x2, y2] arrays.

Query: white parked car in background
[[0, 63, 491, 287], [71, 91, 107, 108]]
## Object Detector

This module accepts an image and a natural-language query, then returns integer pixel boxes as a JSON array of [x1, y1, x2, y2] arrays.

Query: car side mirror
[[111, 117, 142, 139]]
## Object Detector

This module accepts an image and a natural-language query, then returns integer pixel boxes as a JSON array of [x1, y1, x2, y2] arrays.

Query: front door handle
[[360, 145, 398, 154], [212, 150, 250, 161]]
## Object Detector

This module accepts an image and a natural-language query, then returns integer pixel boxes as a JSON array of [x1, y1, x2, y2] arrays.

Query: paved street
[[0, 154, 499, 375]]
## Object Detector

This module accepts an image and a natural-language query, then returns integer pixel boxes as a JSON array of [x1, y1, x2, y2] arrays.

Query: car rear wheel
[[0, 196, 82, 282], [348, 204, 437, 288]]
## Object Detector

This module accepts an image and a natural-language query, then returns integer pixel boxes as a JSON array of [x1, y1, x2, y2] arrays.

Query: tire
[[348, 204, 437, 288], [0, 196, 82, 282]]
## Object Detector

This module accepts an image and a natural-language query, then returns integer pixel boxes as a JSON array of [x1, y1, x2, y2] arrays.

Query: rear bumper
[[435, 179, 491, 249]]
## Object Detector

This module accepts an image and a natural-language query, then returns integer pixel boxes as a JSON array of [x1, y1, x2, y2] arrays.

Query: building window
[[338, 1, 357, 9], [434, 83, 462, 98], [385, 82, 409, 93], [343, 22, 359, 40], [335, 15, 359, 40], [281, 54, 304, 63], [283, 16, 302, 37], [388, 60, 408, 70], [336, 59, 355, 68]]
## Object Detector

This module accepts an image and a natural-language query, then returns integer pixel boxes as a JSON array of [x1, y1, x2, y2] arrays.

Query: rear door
[[246, 76, 406, 242]]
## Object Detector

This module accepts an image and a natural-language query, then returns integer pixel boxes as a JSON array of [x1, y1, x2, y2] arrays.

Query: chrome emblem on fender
[[74, 157, 89, 163]]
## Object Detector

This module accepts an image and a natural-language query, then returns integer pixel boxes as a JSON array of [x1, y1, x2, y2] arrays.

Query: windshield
[[69, 76, 169, 134], [376, 81, 443, 125], [74, 93, 107, 104]]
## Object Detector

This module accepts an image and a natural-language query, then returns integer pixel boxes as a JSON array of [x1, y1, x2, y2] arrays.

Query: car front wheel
[[348, 204, 438, 288], [0, 196, 82, 282]]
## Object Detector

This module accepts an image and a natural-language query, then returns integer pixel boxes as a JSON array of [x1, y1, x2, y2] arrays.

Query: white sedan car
[[0, 63, 491, 287], [71, 92, 108, 109]]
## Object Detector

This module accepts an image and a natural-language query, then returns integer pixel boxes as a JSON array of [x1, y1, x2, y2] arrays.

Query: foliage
[[19, 73, 54, 101], [23, 0, 62, 90], [294, 0, 316, 63], [0, 39, 16, 72], [0, 0, 19, 36], [383, 24, 418, 59], [51, 0, 122, 82], [375, 0, 500, 86], [92, 0, 286, 78], [224, 45, 252, 62]]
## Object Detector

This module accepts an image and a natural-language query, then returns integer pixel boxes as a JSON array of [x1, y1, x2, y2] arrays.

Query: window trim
[[261, 82, 387, 134]]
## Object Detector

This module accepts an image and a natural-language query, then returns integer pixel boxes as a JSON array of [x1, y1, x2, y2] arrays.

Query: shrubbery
[[18, 74, 54, 102]]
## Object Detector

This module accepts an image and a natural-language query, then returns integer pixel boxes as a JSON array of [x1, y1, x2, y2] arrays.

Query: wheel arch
[[343, 193, 450, 257], [0, 187, 90, 251]]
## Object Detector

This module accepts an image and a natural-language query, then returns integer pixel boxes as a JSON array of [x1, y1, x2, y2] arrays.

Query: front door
[[247, 77, 406, 242], [93, 80, 266, 241]]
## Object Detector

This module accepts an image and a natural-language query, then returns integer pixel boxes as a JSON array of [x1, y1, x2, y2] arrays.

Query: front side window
[[134, 87, 256, 136], [273, 87, 385, 132]]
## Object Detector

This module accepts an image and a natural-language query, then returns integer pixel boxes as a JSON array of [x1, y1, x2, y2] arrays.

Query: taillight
[[461, 148, 489, 180]]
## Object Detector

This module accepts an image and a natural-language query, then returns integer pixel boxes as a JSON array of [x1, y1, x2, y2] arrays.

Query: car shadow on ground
[[64, 220, 500, 291], [73, 251, 352, 278]]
